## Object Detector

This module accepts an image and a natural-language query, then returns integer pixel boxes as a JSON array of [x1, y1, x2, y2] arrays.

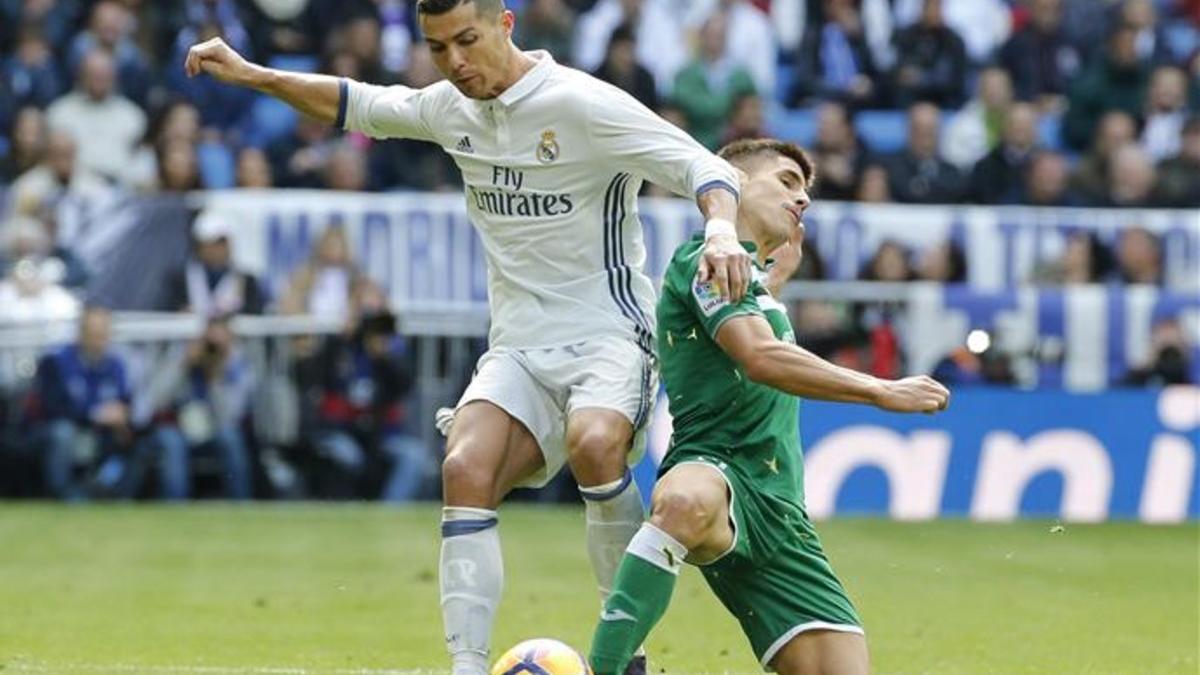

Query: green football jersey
[[656, 233, 804, 499]]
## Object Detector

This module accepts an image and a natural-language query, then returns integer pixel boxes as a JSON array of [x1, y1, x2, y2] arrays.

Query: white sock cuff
[[442, 506, 498, 521], [626, 522, 688, 576], [441, 507, 498, 538], [578, 469, 634, 501]]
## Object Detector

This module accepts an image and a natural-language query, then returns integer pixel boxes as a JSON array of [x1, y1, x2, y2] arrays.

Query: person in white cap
[[162, 211, 266, 316], [184, 1, 752, 672]]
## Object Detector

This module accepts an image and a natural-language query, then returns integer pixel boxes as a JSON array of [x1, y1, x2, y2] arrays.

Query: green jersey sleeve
[[686, 273, 765, 340]]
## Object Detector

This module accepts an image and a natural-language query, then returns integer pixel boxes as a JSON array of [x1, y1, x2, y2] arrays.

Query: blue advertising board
[[635, 387, 1200, 522]]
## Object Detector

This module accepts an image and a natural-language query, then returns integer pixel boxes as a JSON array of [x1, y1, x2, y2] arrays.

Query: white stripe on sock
[[625, 522, 688, 576]]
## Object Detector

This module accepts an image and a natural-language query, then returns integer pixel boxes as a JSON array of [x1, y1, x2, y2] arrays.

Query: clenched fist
[[184, 37, 259, 87], [873, 376, 951, 414]]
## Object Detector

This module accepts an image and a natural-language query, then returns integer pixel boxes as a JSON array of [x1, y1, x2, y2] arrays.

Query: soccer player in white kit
[[184, 2, 751, 672]]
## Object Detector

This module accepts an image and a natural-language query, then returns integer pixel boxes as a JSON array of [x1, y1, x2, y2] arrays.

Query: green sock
[[589, 523, 688, 675]]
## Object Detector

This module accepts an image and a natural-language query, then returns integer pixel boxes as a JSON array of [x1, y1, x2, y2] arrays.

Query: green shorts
[[672, 455, 863, 671]]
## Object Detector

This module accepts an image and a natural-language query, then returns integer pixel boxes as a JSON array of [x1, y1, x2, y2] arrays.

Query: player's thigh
[[558, 338, 656, 482], [648, 462, 733, 559], [770, 629, 869, 675], [443, 401, 544, 508], [563, 407, 633, 485]]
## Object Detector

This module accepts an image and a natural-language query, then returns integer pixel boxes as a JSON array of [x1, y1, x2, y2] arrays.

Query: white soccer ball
[[490, 638, 593, 675]]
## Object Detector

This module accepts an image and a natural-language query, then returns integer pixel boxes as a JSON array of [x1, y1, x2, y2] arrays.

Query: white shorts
[[455, 336, 658, 488]]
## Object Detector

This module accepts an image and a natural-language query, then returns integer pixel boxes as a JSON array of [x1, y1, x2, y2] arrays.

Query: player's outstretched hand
[[698, 234, 752, 302], [185, 37, 256, 86], [874, 375, 950, 414]]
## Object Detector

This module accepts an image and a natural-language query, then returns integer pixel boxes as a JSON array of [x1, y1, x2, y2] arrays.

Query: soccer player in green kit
[[589, 139, 951, 675]]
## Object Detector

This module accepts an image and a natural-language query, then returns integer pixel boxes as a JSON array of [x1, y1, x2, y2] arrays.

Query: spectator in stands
[[294, 307, 431, 501], [721, 93, 767, 145], [148, 314, 254, 500], [1063, 23, 1152, 151], [128, 100, 203, 192], [1022, 151, 1082, 206], [999, 0, 1084, 110], [1103, 144, 1163, 208], [0, 107, 47, 183], [323, 141, 369, 192], [591, 23, 658, 110], [885, 102, 965, 203], [672, 12, 757, 150], [46, 49, 147, 185], [1141, 65, 1190, 162], [1070, 110, 1137, 203], [942, 66, 1015, 170], [890, 0, 969, 108], [0, 0, 81, 57], [31, 306, 153, 500], [916, 241, 967, 283], [686, 0, 777, 97], [6, 131, 108, 220], [156, 140, 202, 192], [810, 101, 868, 201], [330, 16, 388, 85], [860, 240, 915, 282], [242, 0, 320, 59], [278, 224, 364, 323], [235, 147, 274, 188], [1156, 115, 1200, 207], [374, 0, 416, 80], [267, 115, 337, 189], [66, 1, 152, 105], [3, 28, 66, 113], [0, 216, 80, 324], [167, 16, 257, 133], [893, 0, 1012, 65], [1054, 231, 1115, 284], [969, 102, 1040, 204], [516, 0, 577, 65], [574, 0, 688, 94], [1116, 226, 1163, 284], [172, 0, 254, 60], [1120, 316, 1193, 386], [790, 0, 879, 108], [856, 163, 892, 202], [1119, 0, 1173, 65], [162, 212, 267, 316]]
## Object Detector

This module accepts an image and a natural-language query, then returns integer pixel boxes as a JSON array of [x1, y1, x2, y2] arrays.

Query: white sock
[[441, 506, 502, 675], [579, 470, 645, 600]]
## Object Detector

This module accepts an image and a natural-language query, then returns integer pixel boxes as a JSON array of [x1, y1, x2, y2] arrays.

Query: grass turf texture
[[0, 504, 1195, 675]]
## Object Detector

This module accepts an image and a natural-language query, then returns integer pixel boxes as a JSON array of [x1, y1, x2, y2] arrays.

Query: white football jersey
[[341, 51, 739, 353]]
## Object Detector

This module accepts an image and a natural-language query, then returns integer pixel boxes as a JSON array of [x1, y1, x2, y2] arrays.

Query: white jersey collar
[[495, 50, 555, 107]]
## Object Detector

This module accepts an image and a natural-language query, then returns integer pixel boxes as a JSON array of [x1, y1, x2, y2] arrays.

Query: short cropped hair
[[717, 138, 816, 184], [416, 0, 504, 16]]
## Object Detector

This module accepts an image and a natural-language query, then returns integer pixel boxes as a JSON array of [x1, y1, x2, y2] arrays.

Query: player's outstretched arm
[[715, 315, 950, 413], [184, 38, 340, 124]]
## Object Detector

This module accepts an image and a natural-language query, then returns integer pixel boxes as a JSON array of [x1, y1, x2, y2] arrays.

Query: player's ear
[[735, 167, 750, 186], [502, 9, 515, 37]]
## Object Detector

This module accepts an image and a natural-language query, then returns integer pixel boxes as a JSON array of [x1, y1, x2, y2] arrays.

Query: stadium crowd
[[0, 0, 1197, 202], [0, 0, 1196, 501]]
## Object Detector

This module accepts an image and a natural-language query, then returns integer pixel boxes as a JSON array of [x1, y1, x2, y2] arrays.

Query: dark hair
[[416, 0, 504, 16], [609, 22, 636, 46], [717, 138, 816, 184]]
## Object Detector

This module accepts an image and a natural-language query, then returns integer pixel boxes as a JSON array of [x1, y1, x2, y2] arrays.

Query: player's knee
[[649, 488, 718, 549], [441, 444, 497, 503], [565, 423, 625, 472]]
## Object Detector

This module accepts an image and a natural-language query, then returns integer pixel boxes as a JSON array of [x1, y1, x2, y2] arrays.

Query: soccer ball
[[490, 638, 593, 675]]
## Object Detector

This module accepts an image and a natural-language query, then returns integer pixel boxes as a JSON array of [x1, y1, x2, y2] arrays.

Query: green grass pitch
[[0, 503, 1195, 674]]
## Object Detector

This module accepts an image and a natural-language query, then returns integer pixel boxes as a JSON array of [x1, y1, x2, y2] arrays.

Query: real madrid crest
[[536, 129, 560, 164]]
